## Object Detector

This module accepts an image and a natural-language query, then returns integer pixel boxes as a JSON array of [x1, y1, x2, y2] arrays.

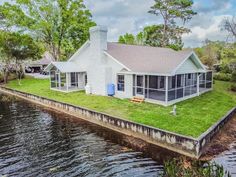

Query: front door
[[136, 75, 144, 98]]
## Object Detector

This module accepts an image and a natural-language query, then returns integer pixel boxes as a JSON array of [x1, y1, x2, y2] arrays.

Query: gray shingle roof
[[38, 52, 55, 65], [106, 42, 193, 74]]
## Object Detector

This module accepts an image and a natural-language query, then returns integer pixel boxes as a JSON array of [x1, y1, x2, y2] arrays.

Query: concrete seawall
[[0, 87, 235, 159]]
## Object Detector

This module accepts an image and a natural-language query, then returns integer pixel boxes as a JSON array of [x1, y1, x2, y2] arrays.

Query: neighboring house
[[45, 26, 213, 106], [26, 52, 55, 73]]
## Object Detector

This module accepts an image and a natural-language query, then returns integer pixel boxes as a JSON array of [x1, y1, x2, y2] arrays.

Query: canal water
[[0, 93, 235, 176]]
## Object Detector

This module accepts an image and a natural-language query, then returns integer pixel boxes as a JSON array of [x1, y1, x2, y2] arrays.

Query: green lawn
[[6, 78, 236, 138]]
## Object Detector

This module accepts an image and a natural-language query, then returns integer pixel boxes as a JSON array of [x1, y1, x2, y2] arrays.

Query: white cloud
[[84, 0, 234, 47], [183, 15, 231, 47], [85, 0, 157, 41], [1, 0, 235, 47]]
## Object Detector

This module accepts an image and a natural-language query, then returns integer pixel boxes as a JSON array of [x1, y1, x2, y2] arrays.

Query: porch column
[[58, 72, 61, 90], [49, 71, 52, 88], [66, 73, 69, 92], [197, 73, 200, 96], [183, 74, 186, 97], [211, 71, 213, 89], [165, 76, 168, 105]]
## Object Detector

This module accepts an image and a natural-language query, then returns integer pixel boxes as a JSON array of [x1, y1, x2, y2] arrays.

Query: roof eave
[[104, 51, 132, 72], [117, 71, 172, 76], [68, 40, 90, 62]]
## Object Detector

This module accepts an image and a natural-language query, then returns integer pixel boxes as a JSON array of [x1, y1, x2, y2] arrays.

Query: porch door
[[136, 75, 145, 98], [55, 72, 60, 88], [71, 73, 78, 87]]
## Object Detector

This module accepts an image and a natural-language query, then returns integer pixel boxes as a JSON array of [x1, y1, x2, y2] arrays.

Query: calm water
[[214, 143, 236, 176], [0, 93, 235, 177], [0, 94, 163, 177]]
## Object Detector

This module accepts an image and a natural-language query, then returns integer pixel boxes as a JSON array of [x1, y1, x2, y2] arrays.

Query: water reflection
[[213, 143, 236, 176]]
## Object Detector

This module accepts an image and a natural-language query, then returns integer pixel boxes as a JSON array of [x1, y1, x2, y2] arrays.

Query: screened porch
[[45, 62, 87, 93], [50, 70, 86, 92], [132, 71, 213, 105]]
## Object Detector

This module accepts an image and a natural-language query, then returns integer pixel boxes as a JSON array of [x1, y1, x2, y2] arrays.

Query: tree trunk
[[163, 18, 167, 47], [3, 70, 9, 84], [16, 64, 24, 86]]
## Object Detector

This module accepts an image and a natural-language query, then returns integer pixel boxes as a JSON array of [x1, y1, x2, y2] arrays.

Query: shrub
[[220, 64, 232, 74], [214, 73, 232, 81], [163, 158, 231, 177], [231, 71, 236, 82], [231, 83, 236, 92]]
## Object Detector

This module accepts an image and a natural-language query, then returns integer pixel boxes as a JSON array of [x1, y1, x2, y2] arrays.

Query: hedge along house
[[45, 26, 213, 106]]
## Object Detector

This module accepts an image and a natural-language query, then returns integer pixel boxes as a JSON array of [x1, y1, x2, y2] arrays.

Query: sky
[[84, 0, 236, 47], [1, 0, 236, 47]]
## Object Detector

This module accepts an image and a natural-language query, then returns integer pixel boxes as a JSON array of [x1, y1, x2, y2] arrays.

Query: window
[[117, 75, 125, 91], [85, 74, 88, 85]]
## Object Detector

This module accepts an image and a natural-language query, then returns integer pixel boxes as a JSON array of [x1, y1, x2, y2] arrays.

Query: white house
[[45, 26, 213, 106]]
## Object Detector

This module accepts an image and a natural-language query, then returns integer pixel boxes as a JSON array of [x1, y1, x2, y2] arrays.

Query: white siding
[[62, 27, 134, 98], [115, 74, 133, 99], [175, 58, 199, 74], [69, 42, 126, 97]]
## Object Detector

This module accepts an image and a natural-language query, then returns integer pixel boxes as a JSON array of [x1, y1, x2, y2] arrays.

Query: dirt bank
[[200, 115, 236, 160]]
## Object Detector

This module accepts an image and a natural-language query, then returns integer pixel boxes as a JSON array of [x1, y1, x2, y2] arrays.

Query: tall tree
[[148, 0, 196, 47], [222, 17, 236, 42], [0, 0, 95, 61], [118, 33, 136, 45], [118, 25, 189, 50], [0, 31, 42, 84], [143, 25, 189, 50]]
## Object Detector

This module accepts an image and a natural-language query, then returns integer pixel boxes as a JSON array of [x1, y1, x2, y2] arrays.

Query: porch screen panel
[[146, 76, 165, 101], [136, 75, 144, 95], [199, 73, 206, 92], [60, 73, 66, 88], [176, 75, 184, 99], [184, 74, 192, 96], [71, 72, 78, 87], [168, 75, 185, 101], [168, 76, 176, 101], [50, 70, 57, 88], [184, 73, 198, 96], [191, 73, 197, 95], [206, 71, 213, 89]]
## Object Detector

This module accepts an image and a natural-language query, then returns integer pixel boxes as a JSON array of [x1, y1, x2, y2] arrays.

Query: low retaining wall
[[197, 107, 236, 153], [0, 86, 235, 159]]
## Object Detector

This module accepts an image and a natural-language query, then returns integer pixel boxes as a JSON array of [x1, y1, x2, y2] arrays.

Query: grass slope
[[6, 78, 236, 138]]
